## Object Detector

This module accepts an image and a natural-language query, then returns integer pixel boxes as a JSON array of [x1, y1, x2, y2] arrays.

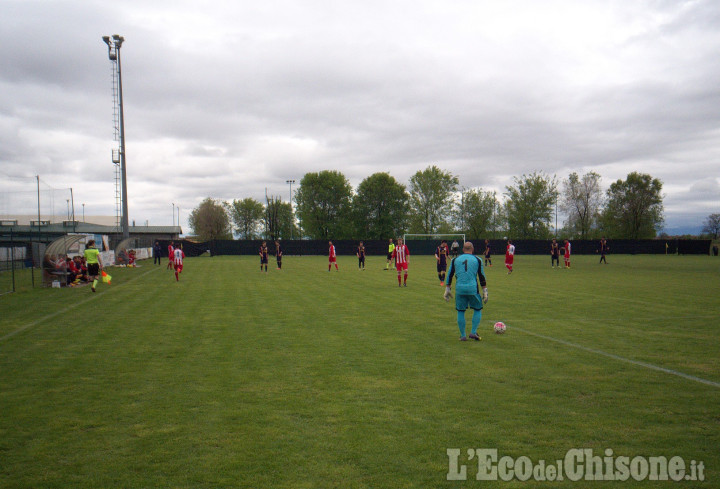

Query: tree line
[[189, 166, 673, 242]]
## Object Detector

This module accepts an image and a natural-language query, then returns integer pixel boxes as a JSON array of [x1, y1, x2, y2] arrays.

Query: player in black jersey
[[550, 238, 560, 268], [599, 237, 609, 264], [259, 241, 269, 272], [356, 241, 366, 270], [435, 240, 449, 285], [275, 240, 283, 269]]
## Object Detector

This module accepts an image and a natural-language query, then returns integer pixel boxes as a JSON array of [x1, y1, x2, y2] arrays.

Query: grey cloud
[[1, 0, 719, 231]]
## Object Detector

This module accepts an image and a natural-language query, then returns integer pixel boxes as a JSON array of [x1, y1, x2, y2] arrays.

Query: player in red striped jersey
[[166, 241, 175, 269], [392, 238, 410, 287], [328, 241, 339, 271], [173, 245, 185, 282], [505, 239, 515, 274], [563, 239, 572, 268]]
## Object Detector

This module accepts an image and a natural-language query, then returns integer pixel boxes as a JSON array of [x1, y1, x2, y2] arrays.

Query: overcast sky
[[1, 0, 719, 233]]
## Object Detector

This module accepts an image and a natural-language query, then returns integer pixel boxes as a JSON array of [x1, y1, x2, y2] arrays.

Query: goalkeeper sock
[[457, 311, 466, 337], [471, 310, 482, 335]]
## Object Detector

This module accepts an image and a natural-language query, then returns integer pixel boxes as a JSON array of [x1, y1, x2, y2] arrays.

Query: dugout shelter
[[41, 234, 88, 287]]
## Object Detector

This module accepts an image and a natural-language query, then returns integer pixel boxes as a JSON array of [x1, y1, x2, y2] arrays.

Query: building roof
[[1, 222, 180, 233], [0, 221, 182, 241]]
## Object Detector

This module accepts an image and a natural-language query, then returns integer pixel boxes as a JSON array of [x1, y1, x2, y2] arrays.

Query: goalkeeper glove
[[483, 287, 488, 304], [444, 286, 452, 302]]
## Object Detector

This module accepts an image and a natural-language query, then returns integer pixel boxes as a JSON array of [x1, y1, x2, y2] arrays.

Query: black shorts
[[387, 252, 393, 260], [437, 262, 447, 273], [88, 263, 99, 276], [260, 257, 268, 264]]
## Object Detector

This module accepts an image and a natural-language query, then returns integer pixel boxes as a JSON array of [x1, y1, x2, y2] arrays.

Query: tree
[[560, 171, 603, 239], [264, 196, 297, 240], [702, 213, 720, 239], [188, 197, 232, 241], [504, 172, 558, 239], [295, 170, 353, 239], [408, 166, 459, 234], [228, 197, 264, 239], [455, 188, 498, 239], [600, 172, 664, 239], [352, 172, 409, 239]]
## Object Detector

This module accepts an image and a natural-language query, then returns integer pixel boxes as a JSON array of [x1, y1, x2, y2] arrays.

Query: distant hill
[[662, 225, 703, 236]]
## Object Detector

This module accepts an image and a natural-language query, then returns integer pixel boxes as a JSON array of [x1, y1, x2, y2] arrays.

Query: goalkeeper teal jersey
[[447, 254, 486, 295]]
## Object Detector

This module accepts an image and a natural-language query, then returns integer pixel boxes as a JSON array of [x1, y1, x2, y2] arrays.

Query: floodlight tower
[[102, 34, 129, 239]]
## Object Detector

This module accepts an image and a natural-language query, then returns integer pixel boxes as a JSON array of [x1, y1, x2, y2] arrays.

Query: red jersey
[[173, 248, 185, 265], [393, 244, 409, 265], [168, 245, 174, 257], [505, 244, 515, 265], [564, 242, 571, 257], [329, 245, 336, 259], [506, 244, 515, 257]]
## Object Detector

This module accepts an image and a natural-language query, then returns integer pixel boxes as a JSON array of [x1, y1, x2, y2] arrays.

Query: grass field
[[1, 254, 719, 488]]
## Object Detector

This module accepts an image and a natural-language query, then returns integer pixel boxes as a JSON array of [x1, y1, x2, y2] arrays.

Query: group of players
[[259, 240, 283, 272], [549, 238, 574, 269], [166, 241, 186, 281], [253, 235, 610, 289]]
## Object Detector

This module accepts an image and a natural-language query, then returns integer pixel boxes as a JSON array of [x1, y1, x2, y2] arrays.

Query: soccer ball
[[494, 321, 506, 334]]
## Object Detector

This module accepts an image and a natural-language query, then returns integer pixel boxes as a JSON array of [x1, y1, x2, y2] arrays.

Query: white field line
[[509, 324, 720, 389], [492, 274, 720, 387], [0, 267, 157, 344], [504, 275, 720, 311], [506, 315, 720, 324]]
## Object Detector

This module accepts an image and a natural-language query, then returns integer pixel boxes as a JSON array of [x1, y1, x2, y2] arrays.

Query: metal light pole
[[286, 179, 295, 239], [177, 206, 180, 231], [82, 203, 85, 223], [70, 188, 76, 232], [172, 203, 175, 226], [492, 191, 497, 239], [460, 187, 466, 232], [103, 34, 129, 239]]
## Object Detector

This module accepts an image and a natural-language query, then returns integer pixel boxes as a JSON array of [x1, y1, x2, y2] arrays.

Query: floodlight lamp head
[[112, 34, 125, 46], [102, 36, 116, 60]]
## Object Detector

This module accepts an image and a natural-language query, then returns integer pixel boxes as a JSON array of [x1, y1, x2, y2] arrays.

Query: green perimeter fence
[[160, 238, 714, 257], [0, 230, 37, 295]]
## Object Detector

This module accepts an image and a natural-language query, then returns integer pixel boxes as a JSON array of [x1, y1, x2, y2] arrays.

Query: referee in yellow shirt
[[84, 240, 104, 292], [385, 238, 395, 270]]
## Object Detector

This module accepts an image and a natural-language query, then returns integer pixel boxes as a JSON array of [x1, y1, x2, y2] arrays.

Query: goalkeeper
[[444, 241, 488, 341]]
